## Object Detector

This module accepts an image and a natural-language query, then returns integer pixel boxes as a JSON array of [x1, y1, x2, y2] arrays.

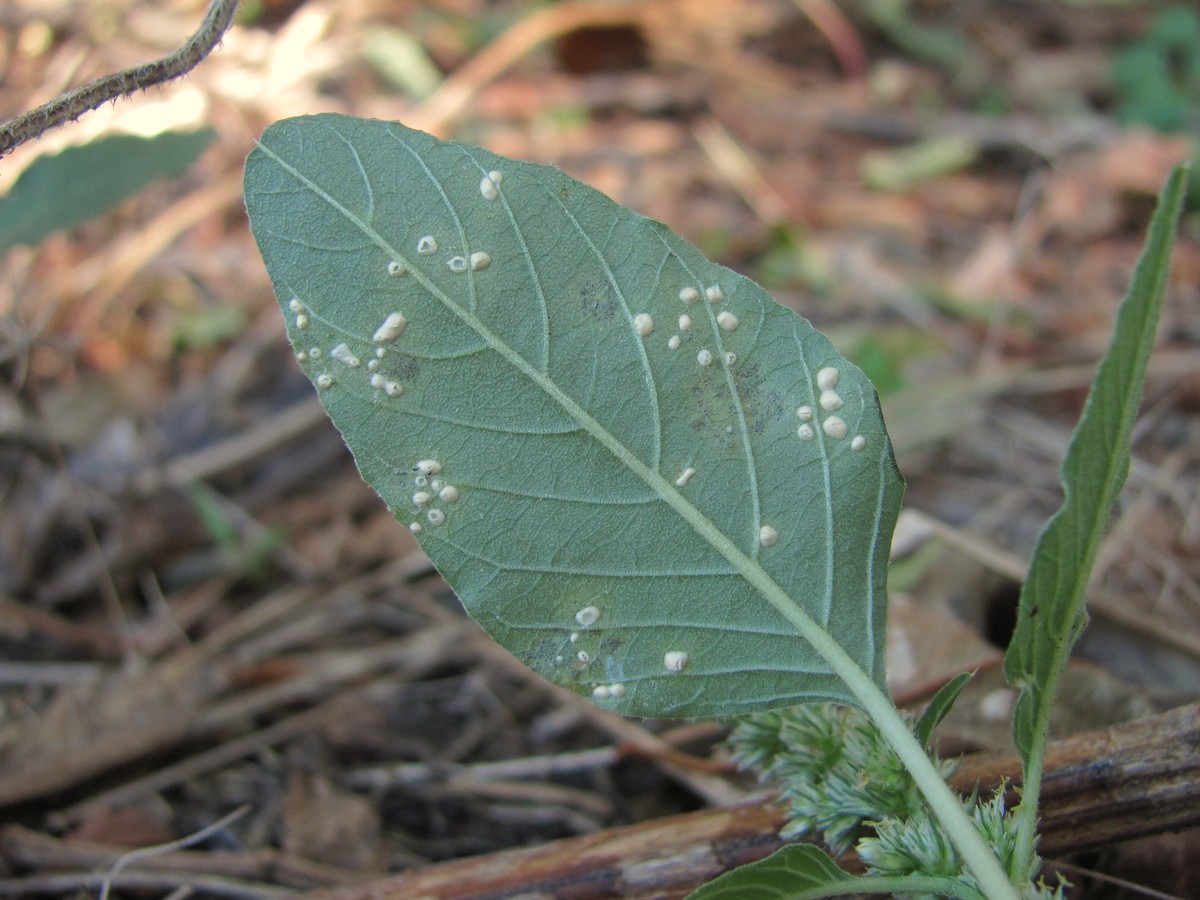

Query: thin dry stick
[[97, 805, 250, 900], [0, 0, 241, 157]]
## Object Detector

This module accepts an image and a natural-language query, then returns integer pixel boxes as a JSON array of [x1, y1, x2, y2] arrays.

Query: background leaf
[[244, 114, 903, 718], [685, 845, 852, 899], [914, 671, 973, 748], [0, 129, 215, 253], [685, 844, 973, 900]]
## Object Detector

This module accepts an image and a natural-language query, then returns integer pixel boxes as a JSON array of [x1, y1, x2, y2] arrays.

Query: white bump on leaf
[[705, 284, 723, 303], [819, 390, 843, 411], [413, 491, 432, 507], [717, 311, 739, 331], [439, 484, 460, 504], [679, 286, 699, 304], [307, 347, 321, 359], [316, 373, 333, 389], [479, 172, 500, 200], [678, 314, 693, 332], [592, 685, 609, 698], [426, 508, 446, 526], [417, 235, 438, 255], [373, 312, 407, 344], [724, 351, 737, 366], [366, 358, 380, 372], [759, 525, 779, 547], [577, 650, 592, 664], [608, 683, 626, 698], [409, 522, 422, 534], [294, 350, 307, 363], [668, 335, 682, 350], [634, 313, 654, 337], [295, 314, 309, 330], [470, 250, 491, 271], [823, 415, 848, 439], [851, 435, 866, 451], [674, 466, 696, 487], [415, 459, 442, 475], [796, 405, 813, 421], [697, 348, 713, 367], [384, 380, 402, 397], [447, 256, 468, 272], [817, 366, 840, 391], [370, 373, 387, 390], [797, 423, 816, 441], [288, 298, 304, 313], [387, 260, 406, 276], [664, 651, 689, 673], [575, 605, 600, 627], [331, 343, 361, 368]]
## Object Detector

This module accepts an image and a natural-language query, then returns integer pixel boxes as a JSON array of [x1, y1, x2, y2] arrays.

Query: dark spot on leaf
[[581, 279, 617, 322], [688, 362, 786, 449], [389, 354, 421, 382], [735, 363, 785, 433], [599, 635, 622, 654], [526, 635, 568, 681]]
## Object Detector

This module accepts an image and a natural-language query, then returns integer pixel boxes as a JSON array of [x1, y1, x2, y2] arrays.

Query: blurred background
[[1, 0, 1198, 896]]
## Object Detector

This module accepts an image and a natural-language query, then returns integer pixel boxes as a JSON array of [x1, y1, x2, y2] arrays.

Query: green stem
[[1011, 698, 1051, 882], [798, 619, 1019, 900]]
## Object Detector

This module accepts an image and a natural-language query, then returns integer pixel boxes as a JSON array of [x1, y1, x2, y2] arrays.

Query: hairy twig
[[0, 0, 241, 158]]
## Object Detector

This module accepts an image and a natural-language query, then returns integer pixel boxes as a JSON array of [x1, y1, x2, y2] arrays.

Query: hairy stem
[[0, 0, 241, 158]]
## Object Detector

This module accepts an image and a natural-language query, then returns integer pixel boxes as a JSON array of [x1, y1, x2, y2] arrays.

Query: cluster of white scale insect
[[405, 458, 460, 533]]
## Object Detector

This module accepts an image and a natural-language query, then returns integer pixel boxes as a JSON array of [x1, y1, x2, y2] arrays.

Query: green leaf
[[0, 129, 215, 253], [1003, 164, 1188, 762], [244, 114, 903, 718], [686, 845, 982, 900], [686, 845, 852, 899], [914, 672, 973, 748]]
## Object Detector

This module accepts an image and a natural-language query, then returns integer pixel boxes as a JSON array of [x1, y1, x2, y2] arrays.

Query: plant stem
[[792, 614, 1020, 900]]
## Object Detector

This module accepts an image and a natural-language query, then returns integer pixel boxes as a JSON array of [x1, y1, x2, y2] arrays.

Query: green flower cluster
[[728, 702, 1065, 897], [729, 703, 952, 855]]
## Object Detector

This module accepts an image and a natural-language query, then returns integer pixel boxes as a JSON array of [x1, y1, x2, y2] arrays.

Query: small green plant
[[1111, 5, 1200, 134], [243, 114, 1187, 897]]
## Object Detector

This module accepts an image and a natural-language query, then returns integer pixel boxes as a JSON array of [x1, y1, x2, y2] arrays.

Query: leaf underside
[[244, 114, 903, 718]]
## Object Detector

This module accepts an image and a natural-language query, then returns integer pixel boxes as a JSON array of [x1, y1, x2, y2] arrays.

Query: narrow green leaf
[[1004, 164, 1188, 883], [915, 671, 973, 748], [686, 845, 983, 900], [1003, 164, 1188, 761], [244, 114, 903, 718], [0, 129, 215, 252]]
